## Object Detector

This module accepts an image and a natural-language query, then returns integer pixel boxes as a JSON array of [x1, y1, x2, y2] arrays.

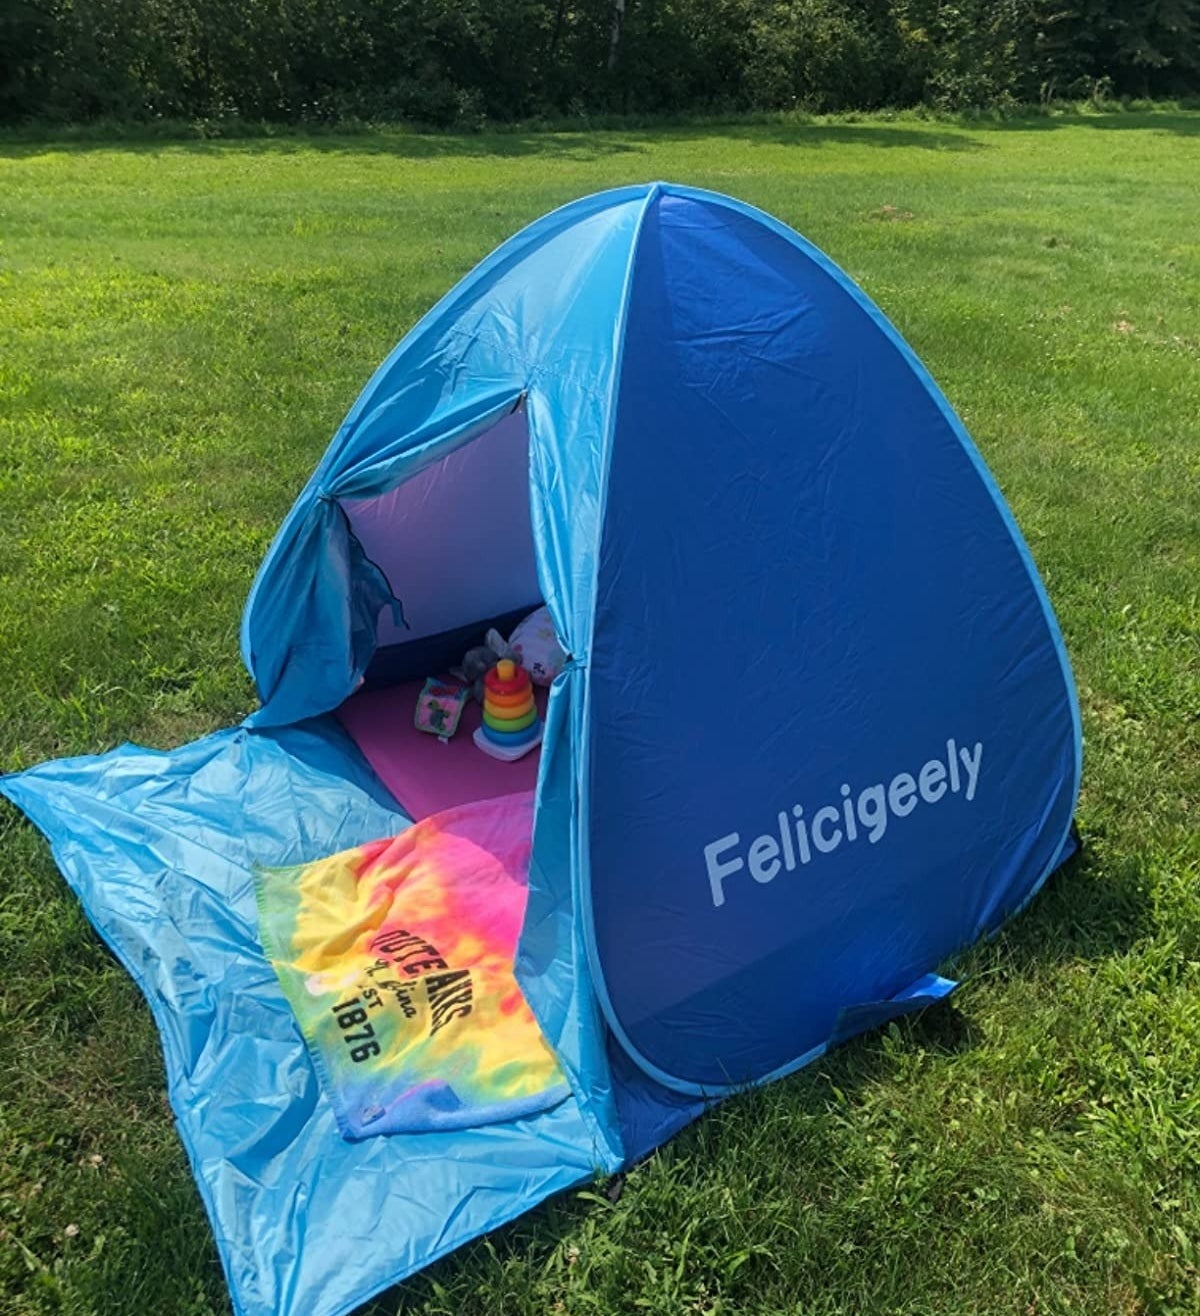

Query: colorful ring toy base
[[474, 723, 543, 762], [480, 718, 541, 746]]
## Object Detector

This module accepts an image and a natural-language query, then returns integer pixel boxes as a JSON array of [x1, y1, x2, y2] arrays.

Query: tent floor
[[336, 678, 548, 820]]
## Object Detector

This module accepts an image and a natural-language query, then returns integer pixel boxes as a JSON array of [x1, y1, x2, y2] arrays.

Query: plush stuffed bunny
[[451, 628, 512, 702]]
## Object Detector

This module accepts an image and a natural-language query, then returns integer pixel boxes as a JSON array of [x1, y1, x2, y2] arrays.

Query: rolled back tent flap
[[0, 184, 1081, 1316]]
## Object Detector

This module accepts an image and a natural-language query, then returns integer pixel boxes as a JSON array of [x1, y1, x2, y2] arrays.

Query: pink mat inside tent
[[335, 679, 548, 821]]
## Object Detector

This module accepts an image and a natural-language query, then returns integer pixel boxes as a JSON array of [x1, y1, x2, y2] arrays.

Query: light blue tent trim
[[238, 184, 657, 1163], [598, 972, 961, 1105], [326, 184, 652, 466], [518, 669, 624, 1172], [241, 185, 650, 735], [241, 184, 658, 1159], [571, 184, 1083, 1099], [239, 185, 651, 680], [323, 387, 525, 501], [513, 185, 662, 1168], [518, 183, 663, 1159]]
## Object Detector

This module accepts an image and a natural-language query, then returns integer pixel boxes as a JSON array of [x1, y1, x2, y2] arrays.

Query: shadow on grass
[[988, 838, 1154, 974], [964, 109, 1200, 137], [0, 129, 647, 162], [0, 120, 987, 162], [701, 122, 986, 152], [2, 108, 1196, 163]]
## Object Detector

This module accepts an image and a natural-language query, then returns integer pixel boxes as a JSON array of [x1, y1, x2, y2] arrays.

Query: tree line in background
[[2, 0, 1198, 127]]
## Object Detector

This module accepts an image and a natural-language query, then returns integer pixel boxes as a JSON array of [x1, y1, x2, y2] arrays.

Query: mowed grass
[[2, 110, 1199, 1316]]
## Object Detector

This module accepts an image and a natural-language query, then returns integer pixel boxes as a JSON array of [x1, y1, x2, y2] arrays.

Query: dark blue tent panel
[[0, 184, 1080, 1316], [586, 191, 1078, 1093]]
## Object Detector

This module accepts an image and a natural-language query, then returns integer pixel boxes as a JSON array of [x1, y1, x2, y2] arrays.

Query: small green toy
[[413, 678, 469, 741]]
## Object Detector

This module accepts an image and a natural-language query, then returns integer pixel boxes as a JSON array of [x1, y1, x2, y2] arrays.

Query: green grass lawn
[[2, 109, 1199, 1316]]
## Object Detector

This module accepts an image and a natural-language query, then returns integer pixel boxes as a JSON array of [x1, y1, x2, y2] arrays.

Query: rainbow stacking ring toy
[[473, 658, 543, 762]]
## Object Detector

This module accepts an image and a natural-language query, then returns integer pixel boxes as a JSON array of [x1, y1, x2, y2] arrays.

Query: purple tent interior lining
[[340, 409, 541, 649]]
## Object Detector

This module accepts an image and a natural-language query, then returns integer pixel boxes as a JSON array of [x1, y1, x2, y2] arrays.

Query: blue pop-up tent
[[1, 184, 1080, 1316]]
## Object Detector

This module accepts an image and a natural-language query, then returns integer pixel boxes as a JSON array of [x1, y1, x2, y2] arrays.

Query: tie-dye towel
[[255, 790, 568, 1138]]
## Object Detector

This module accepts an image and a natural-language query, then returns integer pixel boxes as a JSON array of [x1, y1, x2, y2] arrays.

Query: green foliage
[[2, 0, 1199, 124], [2, 110, 1200, 1316]]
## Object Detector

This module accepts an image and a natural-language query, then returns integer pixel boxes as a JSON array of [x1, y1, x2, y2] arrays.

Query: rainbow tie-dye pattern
[[255, 790, 568, 1138]]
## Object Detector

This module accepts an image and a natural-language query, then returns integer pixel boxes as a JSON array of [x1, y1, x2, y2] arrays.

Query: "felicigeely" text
[[703, 737, 984, 908]]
